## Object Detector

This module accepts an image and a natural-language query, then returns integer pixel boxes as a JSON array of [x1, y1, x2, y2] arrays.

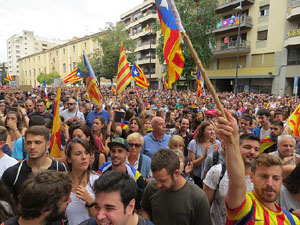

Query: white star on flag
[[133, 69, 138, 76], [160, 0, 169, 10], [77, 72, 80, 76]]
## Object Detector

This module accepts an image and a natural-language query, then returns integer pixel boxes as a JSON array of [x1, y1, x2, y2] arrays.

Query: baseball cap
[[205, 109, 216, 116], [108, 137, 129, 152]]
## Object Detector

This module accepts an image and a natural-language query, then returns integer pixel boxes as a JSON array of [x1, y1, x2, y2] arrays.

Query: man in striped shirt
[[216, 109, 300, 225]]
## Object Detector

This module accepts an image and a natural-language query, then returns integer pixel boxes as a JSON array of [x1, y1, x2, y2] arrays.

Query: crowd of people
[[0, 86, 300, 225]]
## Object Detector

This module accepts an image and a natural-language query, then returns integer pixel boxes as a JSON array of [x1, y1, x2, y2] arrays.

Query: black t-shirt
[[28, 111, 54, 119], [1, 159, 67, 199], [2, 216, 63, 225]]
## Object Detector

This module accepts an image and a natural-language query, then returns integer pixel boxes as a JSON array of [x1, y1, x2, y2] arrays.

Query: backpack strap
[[212, 163, 226, 203], [13, 160, 25, 186], [138, 154, 143, 172], [282, 208, 296, 225], [212, 150, 219, 166]]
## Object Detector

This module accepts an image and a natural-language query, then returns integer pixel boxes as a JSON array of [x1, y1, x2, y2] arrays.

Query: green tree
[[98, 22, 136, 81], [37, 72, 61, 85], [156, 0, 219, 88]]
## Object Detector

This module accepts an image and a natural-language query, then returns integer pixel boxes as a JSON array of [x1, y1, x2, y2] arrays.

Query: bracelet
[[85, 202, 97, 208]]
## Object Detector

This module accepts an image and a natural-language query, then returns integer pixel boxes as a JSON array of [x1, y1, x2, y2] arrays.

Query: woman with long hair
[[187, 120, 221, 188], [114, 116, 146, 139], [5, 111, 26, 151], [69, 123, 106, 171], [93, 116, 110, 156], [165, 111, 176, 134], [65, 138, 99, 225]]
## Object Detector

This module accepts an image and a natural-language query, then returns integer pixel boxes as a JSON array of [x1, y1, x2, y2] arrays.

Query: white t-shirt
[[0, 154, 18, 178], [66, 173, 99, 225], [60, 109, 85, 122], [204, 164, 253, 225], [277, 185, 300, 212]]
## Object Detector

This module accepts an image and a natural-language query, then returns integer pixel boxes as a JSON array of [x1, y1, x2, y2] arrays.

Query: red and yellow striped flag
[[116, 45, 132, 94], [50, 86, 61, 158], [287, 104, 300, 137]]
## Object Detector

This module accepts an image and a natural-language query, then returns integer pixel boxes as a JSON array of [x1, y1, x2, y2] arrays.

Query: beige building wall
[[6, 30, 66, 86], [18, 33, 102, 87]]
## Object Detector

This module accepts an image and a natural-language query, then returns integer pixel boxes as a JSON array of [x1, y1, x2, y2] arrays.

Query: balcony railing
[[287, 0, 300, 20], [213, 15, 252, 34], [216, 0, 255, 14], [213, 40, 251, 56]]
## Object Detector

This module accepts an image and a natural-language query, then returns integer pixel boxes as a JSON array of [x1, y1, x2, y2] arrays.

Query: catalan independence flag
[[196, 66, 202, 100], [259, 135, 277, 153], [50, 86, 61, 158], [3, 72, 13, 81], [62, 68, 83, 84], [155, 0, 184, 88], [161, 75, 169, 89], [83, 51, 102, 106], [287, 104, 300, 137], [131, 63, 149, 89], [116, 45, 132, 94]]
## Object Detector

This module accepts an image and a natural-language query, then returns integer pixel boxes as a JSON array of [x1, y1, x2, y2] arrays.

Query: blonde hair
[[127, 132, 144, 145], [168, 135, 184, 149]]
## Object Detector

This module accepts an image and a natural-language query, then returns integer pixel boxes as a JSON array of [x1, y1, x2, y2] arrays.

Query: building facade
[[7, 30, 66, 86], [207, 0, 298, 95], [120, 0, 163, 89], [18, 32, 103, 87]]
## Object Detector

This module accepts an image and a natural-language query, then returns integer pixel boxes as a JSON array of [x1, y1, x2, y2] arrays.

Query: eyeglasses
[[129, 143, 142, 148], [67, 103, 76, 105]]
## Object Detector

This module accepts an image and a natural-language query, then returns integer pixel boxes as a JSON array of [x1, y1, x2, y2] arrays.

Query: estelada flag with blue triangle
[[4, 72, 13, 81], [131, 63, 149, 89]]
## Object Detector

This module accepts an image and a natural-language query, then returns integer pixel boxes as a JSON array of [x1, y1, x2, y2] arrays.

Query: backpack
[[212, 163, 226, 203]]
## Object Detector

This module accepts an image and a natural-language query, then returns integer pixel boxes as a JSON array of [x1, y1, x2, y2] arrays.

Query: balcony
[[125, 12, 157, 30], [213, 40, 251, 57], [136, 56, 156, 65], [284, 29, 300, 47], [135, 42, 157, 52], [216, 0, 255, 14], [287, 0, 300, 20], [212, 15, 253, 35]]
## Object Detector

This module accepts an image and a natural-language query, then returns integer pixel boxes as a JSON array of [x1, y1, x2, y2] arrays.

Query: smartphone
[[115, 111, 125, 123]]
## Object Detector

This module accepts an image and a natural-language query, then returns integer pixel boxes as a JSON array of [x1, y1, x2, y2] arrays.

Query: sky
[[0, 0, 143, 62]]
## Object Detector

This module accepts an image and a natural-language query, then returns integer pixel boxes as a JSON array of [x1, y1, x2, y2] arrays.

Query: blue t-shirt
[[141, 133, 170, 158], [86, 110, 110, 129]]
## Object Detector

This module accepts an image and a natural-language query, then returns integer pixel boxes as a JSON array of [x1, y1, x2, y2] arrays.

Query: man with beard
[[215, 109, 300, 224], [260, 120, 284, 153], [1, 126, 67, 200], [2, 170, 72, 225], [203, 133, 260, 225], [98, 137, 145, 210], [141, 148, 212, 225]]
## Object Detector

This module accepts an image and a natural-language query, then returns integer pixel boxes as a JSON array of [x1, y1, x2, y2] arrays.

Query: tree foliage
[[37, 72, 61, 85], [156, 0, 219, 84], [98, 22, 136, 81]]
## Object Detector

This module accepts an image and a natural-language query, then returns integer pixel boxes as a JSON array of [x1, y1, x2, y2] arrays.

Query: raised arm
[[215, 109, 246, 210]]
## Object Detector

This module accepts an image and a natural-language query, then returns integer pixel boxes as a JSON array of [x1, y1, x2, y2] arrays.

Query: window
[[63, 48, 65, 55], [73, 62, 76, 70], [259, 5, 269, 16], [73, 45, 76, 52], [257, 30, 268, 40], [63, 63, 66, 73], [84, 42, 87, 50], [287, 48, 300, 65], [56, 50, 58, 56]]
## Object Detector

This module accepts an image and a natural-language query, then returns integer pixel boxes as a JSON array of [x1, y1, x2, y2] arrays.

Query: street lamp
[[234, 0, 242, 97]]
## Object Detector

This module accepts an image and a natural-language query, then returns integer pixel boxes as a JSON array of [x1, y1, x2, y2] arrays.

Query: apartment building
[[120, 0, 162, 89], [207, 0, 294, 95], [7, 30, 66, 86], [18, 32, 103, 87]]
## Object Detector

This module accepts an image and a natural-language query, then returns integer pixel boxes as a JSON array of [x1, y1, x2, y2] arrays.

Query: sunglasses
[[129, 143, 142, 148], [67, 103, 76, 105]]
